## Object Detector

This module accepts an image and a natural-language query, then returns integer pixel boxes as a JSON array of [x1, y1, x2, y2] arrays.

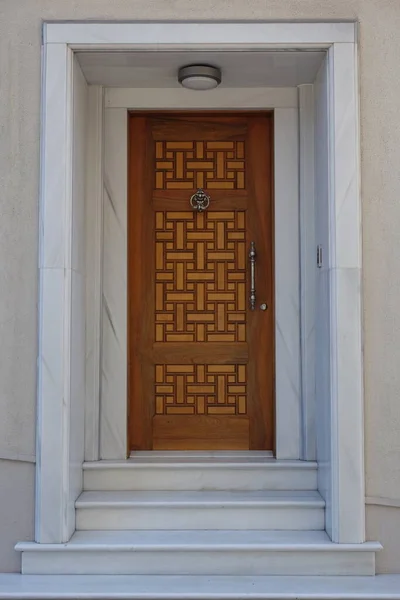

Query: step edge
[[16, 541, 382, 553], [83, 462, 318, 470], [75, 499, 326, 508]]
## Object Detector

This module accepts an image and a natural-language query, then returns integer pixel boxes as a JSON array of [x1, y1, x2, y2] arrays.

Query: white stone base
[[1, 574, 400, 599], [17, 530, 379, 576], [75, 490, 325, 531], [18, 456, 380, 578], [83, 457, 318, 491]]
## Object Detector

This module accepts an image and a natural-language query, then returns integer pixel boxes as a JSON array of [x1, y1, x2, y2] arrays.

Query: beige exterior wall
[[367, 505, 400, 574], [0, 461, 34, 572], [1, 0, 400, 573]]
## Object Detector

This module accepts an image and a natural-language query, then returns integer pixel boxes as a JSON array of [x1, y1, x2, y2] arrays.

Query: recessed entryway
[[35, 22, 365, 550], [101, 89, 300, 461]]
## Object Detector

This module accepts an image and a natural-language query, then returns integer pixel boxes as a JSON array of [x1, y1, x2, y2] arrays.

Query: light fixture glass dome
[[178, 65, 221, 91]]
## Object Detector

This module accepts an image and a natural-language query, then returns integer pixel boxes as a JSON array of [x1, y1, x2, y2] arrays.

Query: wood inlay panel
[[155, 210, 246, 343], [155, 141, 245, 190], [155, 364, 247, 416], [129, 113, 274, 451]]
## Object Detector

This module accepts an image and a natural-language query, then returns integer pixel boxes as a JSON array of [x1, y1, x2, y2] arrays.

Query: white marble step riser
[[5, 574, 400, 598], [76, 507, 325, 530], [21, 549, 375, 576], [83, 468, 317, 491]]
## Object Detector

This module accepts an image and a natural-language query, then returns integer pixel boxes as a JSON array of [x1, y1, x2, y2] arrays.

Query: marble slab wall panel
[[67, 58, 88, 538], [100, 108, 127, 459], [274, 108, 301, 460], [36, 267, 67, 542], [330, 44, 364, 543], [314, 57, 332, 538], [105, 87, 299, 110], [334, 266, 364, 541], [84, 86, 103, 461], [39, 45, 71, 271], [69, 269, 85, 536], [331, 44, 361, 270], [71, 59, 87, 275], [44, 22, 356, 46], [315, 266, 332, 537], [299, 84, 316, 461], [36, 47, 88, 543]]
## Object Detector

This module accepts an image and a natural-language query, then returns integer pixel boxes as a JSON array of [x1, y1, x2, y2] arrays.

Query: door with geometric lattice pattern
[[128, 113, 274, 450]]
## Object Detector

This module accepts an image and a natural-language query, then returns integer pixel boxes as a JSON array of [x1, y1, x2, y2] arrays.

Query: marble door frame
[[36, 21, 363, 545], [98, 93, 300, 461]]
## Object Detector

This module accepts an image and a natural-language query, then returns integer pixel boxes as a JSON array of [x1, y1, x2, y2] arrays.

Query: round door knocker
[[190, 188, 210, 212]]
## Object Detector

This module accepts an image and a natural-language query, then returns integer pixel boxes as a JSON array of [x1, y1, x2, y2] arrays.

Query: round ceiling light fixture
[[178, 64, 222, 91]]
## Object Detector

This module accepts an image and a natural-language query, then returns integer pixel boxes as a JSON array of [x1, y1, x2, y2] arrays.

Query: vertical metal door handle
[[249, 241, 256, 311]]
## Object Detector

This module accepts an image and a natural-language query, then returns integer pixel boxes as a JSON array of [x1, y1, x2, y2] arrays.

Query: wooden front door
[[128, 113, 274, 451]]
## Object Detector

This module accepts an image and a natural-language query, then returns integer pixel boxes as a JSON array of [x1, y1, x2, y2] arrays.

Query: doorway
[[128, 112, 275, 450]]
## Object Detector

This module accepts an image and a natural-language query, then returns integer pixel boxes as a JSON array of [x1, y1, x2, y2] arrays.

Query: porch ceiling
[[76, 50, 325, 88]]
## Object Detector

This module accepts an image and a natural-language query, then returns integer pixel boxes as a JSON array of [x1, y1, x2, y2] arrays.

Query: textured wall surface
[[367, 505, 400, 573], [0, 461, 35, 572], [0, 0, 400, 573]]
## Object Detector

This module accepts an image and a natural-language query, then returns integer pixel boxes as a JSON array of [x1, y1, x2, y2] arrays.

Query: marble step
[[83, 456, 317, 491], [3, 573, 400, 599], [16, 530, 380, 576], [75, 490, 325, 531]]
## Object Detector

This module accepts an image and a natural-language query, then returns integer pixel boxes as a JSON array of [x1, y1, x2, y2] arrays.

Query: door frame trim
[[36, 21, 363, 545], [100, 103, 299, 459]]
